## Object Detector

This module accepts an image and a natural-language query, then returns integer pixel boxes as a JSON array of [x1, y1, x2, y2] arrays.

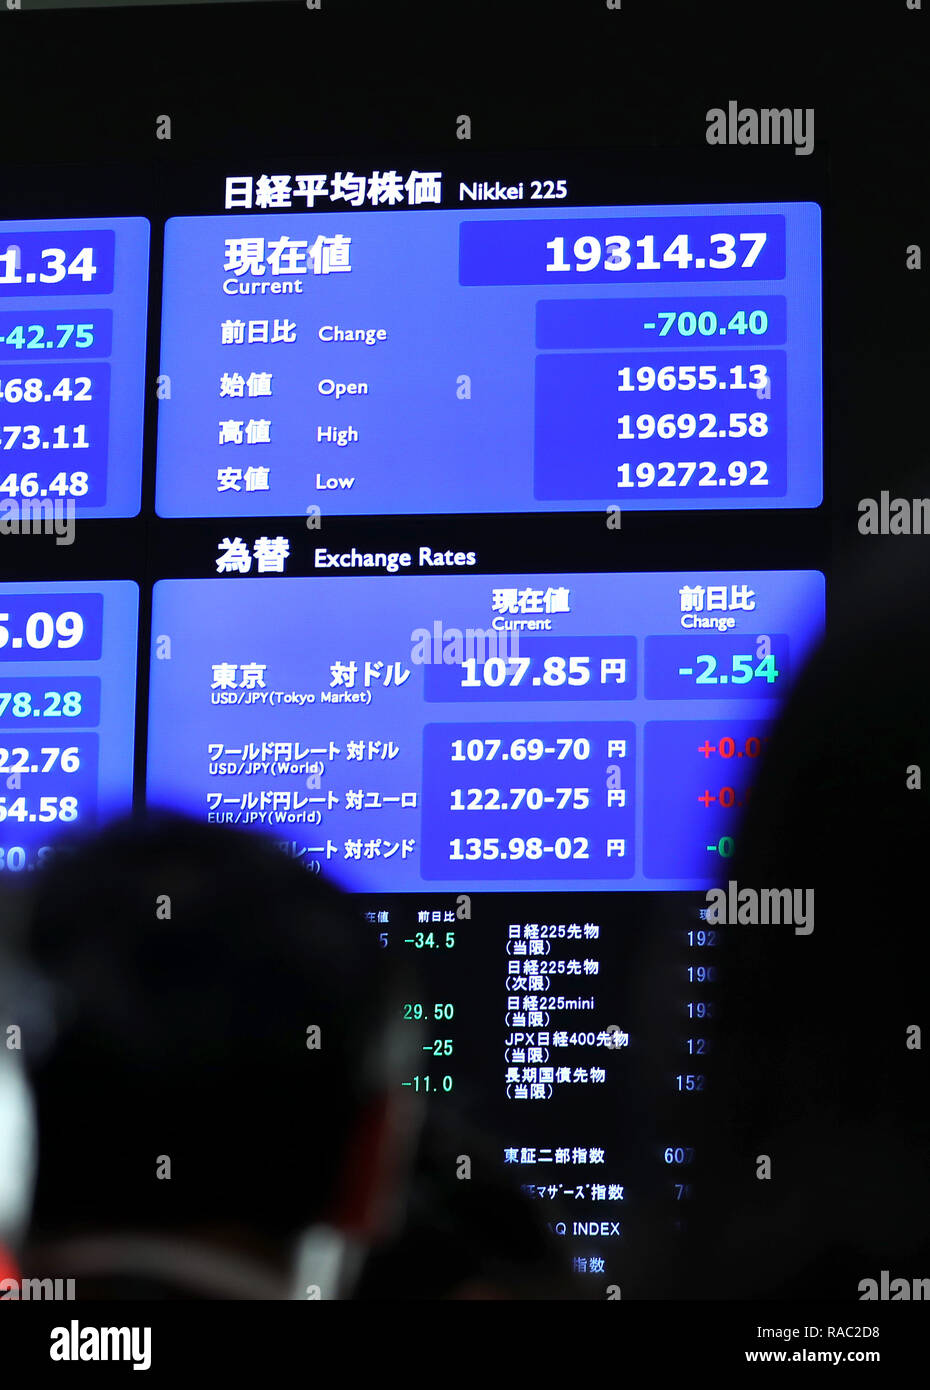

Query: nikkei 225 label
[[0, 581, 138, 872], [154, 201, 819, 518], [0, 220, 150, 517]]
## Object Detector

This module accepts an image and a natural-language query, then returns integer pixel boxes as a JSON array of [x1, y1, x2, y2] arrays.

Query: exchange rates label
[[146, 569, 823, 891], [0, 219, 149, 516], [155, 201, 820, 517], [0, 581, 138, 871]]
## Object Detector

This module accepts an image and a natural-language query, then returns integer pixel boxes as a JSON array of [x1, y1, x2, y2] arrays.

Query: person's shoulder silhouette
[[685, 549, 930, 1297], [10, 812, 419, 1298]]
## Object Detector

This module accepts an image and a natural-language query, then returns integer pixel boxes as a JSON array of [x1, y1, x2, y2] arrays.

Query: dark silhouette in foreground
[[7, 813, 576, 1298], [676, 553, 930, 1298], [11, 814, 418, 1298]]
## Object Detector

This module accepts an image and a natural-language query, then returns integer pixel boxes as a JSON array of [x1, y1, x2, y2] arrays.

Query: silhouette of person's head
[[682, 552, 930, 1298], [10, 812, 422, 1298]]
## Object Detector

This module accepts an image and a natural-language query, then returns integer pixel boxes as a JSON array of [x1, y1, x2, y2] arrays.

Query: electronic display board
[[5, 0, 929, 1345], [154, 201, 821, 517], [0, 137, 840, 1313]]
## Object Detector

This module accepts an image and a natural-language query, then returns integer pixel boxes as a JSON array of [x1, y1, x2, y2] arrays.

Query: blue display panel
[[0, 581, 139, 871], [0, 219, 149, 517], [146, 570, 823, 890], [155, 202, 821, 517]]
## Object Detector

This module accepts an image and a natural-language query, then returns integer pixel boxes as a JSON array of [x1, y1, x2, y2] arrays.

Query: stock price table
[[155, 201, 821, 517], [0, 219, 150, 517], [0, 581, 139, 871]]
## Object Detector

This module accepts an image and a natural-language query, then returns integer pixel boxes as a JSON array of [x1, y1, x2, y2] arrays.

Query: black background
[[0, 0, 926, 1365]]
